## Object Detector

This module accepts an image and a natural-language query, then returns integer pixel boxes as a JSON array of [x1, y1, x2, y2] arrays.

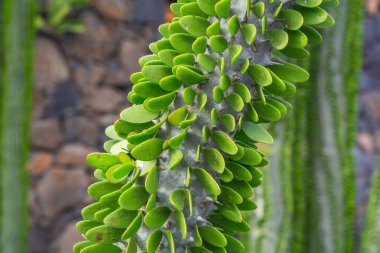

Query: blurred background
[[1, 0, 380, 252]]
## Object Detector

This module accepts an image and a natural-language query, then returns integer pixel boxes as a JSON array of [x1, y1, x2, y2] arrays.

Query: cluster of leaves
[[74, 0, 337, 252], [35, 0, 87, 34]]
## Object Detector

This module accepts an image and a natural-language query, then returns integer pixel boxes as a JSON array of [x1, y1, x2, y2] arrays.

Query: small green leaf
[[130, 72, 144, 84], [174, 210, 188, 238], [252, 101, 282, 122], [253, 2, 265, 18], [313, 13, 335, 29], [146, 166, 159, 194], [226, 93, 245, 112], [203, 148, 225, 173], [233, 82, 251, 103], [220, 114, 236, 132], [121, 104, 160, 124], [144, 206, 171, 228], [80, 243, 122, 253], [144, 91, 177, 112], [242, 24, 257, 44], [223, 180, 253, 198], [182, 87, 196, 105], [229, 45, 243, 64], [226, 162, 252, 181], [193, 168, 221, 195], [241, 121, 273, 144], [119, 186, 149, 210], [247, 64, 272, 86], [170, 149, 184, 170], [86, 153, 120, 171], [213, 86, 224, 104], [170, 33, 197, 53], [147, 230, 163, 253], [192, 36, 207, 54], [206, 21, 221, 36], [180, 2, 208, 18], [121, 211, 143, 240], [297, 6, 328, 25], [125, 237, 138, 253], [219, 185, 243, 204], [88, 181, 122, 201], [170, 3, 185, 16], [198, 93, 208, 113], [300, 25, 322, 44], [267, 29, 289, 50], [180, 112, 197, 129], [158, 49, 180, 67], [279, 47, 310, 59], [220, 74, 231, 91], [209, 35, 228, 53], [169, 107, 189, 126], [175, 66, 208, 84], [131, 138, 164, 161], [295, 0, 322, 8], [279, 9, 304, 30], [198, 53, 217, 73], [142, 65, 172, 85], [76, 220, 101, 234], [104, 208, 138, 229], [197, 0, 220, 16], [81, 202, 103, 220], [133, 81, 168, 98], [212, 131, 238, 155], [287, 30, 308, 48], [268, 62, 309, 82], [168, 130, 188, 148], [219, 203, 242, 223], [228, 15, 240, 36], [198, 226, 227, 247], [224, 234, 245, 252], [158, 23, 171, 38], [215, 0, 231, 18], [179, 16, 211, 36], [170, 189, 186, 210], [159, 75, 182, 92], [85, 225, 124, 243], [163, 231, 176, 253], [73, 241, 95, 253]]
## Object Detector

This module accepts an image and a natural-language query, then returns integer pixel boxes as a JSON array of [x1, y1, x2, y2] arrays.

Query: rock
[[29, 152, 54, 176], [42, 81, 80, 118], [64, 116, 99, 147], [36, 169, 89, 217], [35, 37, 70, 93], [86, 88, 123, 113], [62, 12, 115, 61], [51, 222, 83, 253], [119, 39, 147, 80], [30, 119, 64, 150], [57, 144, 94, 166], [73, 63, 105, 94], [363, 91, 380, 120], [357, 132, 375, 154], [92, 0, 133, 21]]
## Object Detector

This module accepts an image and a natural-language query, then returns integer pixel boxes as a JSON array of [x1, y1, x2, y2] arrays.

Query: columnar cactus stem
[[0, 0, 35, 252], [74, 0, 337, 252]]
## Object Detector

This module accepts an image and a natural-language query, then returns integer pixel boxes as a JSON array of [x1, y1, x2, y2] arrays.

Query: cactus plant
[[74, 0, 338, 252], [0, 0, 35, 252], [247, 0, 363, 252]]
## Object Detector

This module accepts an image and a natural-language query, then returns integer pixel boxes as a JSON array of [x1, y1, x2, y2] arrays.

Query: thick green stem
[[0, 0, 35, 252]]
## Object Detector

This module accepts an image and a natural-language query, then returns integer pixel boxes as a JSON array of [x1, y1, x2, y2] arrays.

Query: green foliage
[[0, 0, 35, 252], [35, 0, 87, 34], [75, 0, 337, 252]]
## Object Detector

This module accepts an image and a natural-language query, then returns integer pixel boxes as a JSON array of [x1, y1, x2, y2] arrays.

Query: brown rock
[[357, 132, 375, 154], [62, 12, 114, 61], [73, 63, 105, 94], [36, 169, 89, 217], [120, 39, 147, 79], [30, 119, 64, 150], [86, 88, 123, 113], [29, 152, 54, 176], [92, 0, 134, 21], [64, 116, 99, 147], [57, 144, 94, 166], [51, 222, 83, 253], [34, 37, 70, 92], [363, 91, 380, 120]]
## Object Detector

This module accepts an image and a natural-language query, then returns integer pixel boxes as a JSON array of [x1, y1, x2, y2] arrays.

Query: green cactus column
[[248, 0, 363, 252], [0, 0, 35, 252], [74, 0, 336, 252]]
